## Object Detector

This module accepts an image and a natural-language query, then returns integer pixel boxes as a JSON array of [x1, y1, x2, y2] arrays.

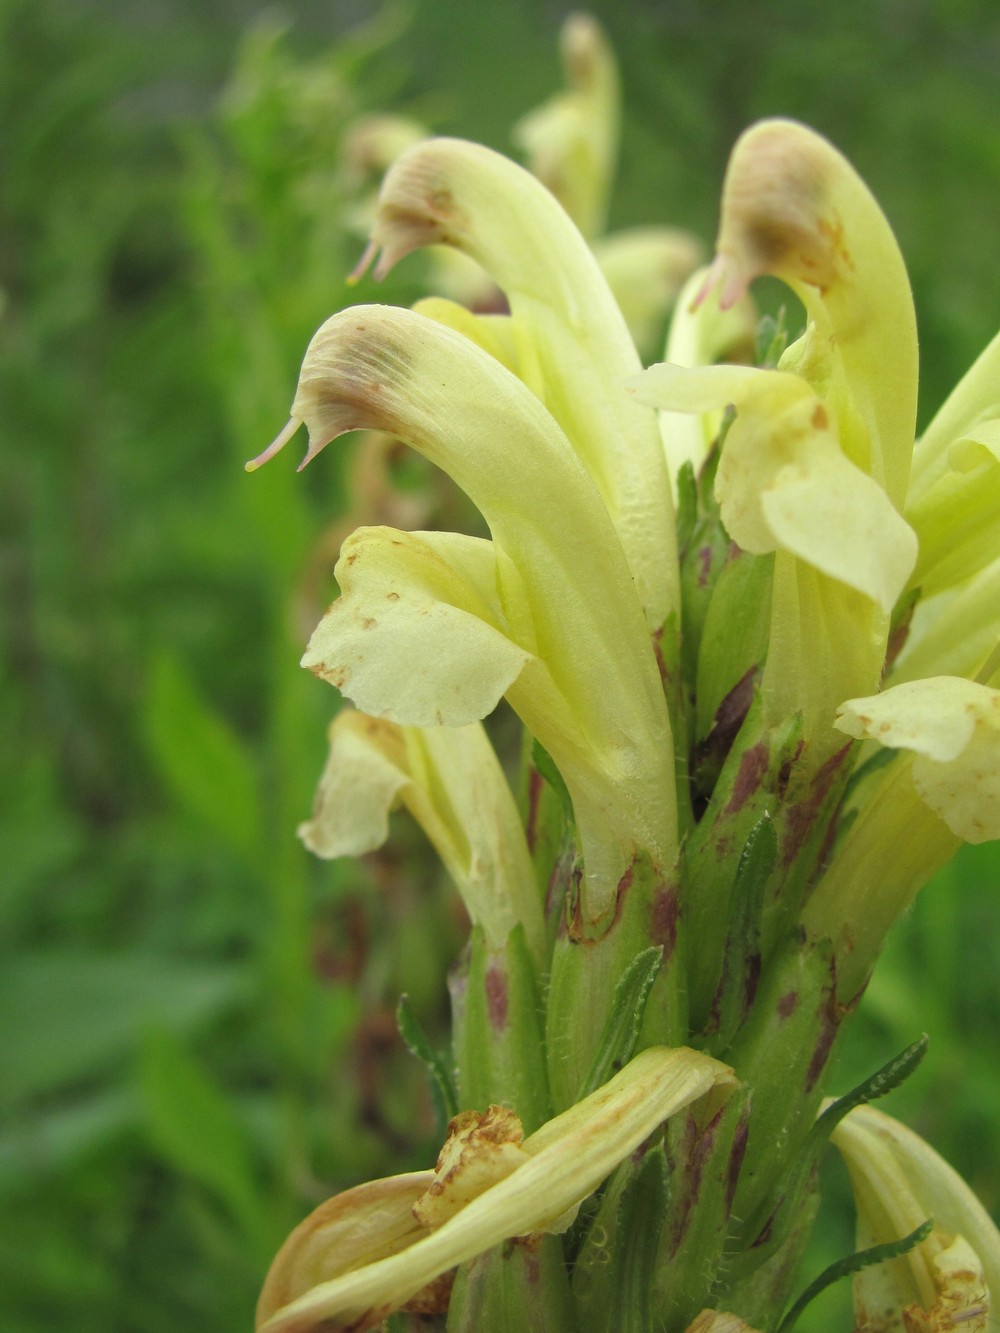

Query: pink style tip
[[245, 417, 301, 472], [347, 239, 380, 287], [691, 253, 747, 314]]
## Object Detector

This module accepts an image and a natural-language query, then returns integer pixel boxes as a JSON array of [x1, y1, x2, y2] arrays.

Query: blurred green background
[[3, 1, 999, 1329]]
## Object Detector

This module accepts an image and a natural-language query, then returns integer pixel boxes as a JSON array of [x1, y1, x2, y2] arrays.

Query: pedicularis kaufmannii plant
[[246, 17, 1000, 1333]]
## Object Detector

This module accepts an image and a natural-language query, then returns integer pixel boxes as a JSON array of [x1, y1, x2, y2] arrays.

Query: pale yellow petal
[[706, 118, 917, 508], [298, 709, 544, 959], [835, 678, 1000, 842], [256, 1171, 435, 1332], [260, 1047, 736, 1333], [297, 710, 409, 858], [633, 362, 917, 610], [302, 527, 531, 728]]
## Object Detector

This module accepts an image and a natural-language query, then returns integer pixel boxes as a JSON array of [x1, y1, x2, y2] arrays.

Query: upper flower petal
[[355, 136, 678, 630], [703, 118, 917, 509]]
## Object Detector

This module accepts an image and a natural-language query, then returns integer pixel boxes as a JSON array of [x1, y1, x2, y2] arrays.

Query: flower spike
[[512, 13, 619, 240]]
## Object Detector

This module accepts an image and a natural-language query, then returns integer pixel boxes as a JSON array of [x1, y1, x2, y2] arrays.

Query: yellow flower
[[249, 304, 677, 912], [299, 709, 545, 964], [631, 119, 920, 749], [835, 676, 1000, 844], [256, 1047, 736, 1333], [831, 1104, 1000, 1332]]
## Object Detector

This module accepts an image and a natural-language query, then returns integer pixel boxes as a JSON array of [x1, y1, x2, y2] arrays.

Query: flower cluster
[[247, 17, 1000, 1333]]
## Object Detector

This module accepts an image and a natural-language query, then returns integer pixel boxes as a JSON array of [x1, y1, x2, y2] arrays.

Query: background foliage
[[4, 1, 1000, 1329]]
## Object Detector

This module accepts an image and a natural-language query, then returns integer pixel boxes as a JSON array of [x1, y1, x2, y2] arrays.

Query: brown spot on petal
[[811, 403, 828, 430]]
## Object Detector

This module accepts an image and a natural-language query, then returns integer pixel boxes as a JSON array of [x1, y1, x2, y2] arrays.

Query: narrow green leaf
[[138, 1027, 262, 1237], [675, 459, 698, 554], [742, 1036, 929, 1272], [754, 305, 791, 369], [0, 949, 245, 1108], [714, 813, 777, 1045], [777, 1219, 933, 1333], [145, 651, 262, 860], [396, 992, 458, 1129], [813, 1035, 929, 1140], [577, 947, 663, 1100]]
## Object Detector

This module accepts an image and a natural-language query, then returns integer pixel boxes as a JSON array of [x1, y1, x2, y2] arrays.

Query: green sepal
[[577, 946, 663, 1100], [654, 1089, 754, 1328], [396, 992, 459, 1132], [571, 1145, 670, 1328], [693, 550, 772, 762], [754, 305, 791, 369], [710, 814, 777, 1049], [682, 699, 803, 1034], [885, 582, 921, 674], [545, 852, 686, 1113], [724, 935, 840, 1229], [677, 433, 731, 697], [656, 607, 694, 838], [451, 923, 552, 1133], [519, 733, 576, 951], [731, 1037, 929, 1283], [608, 1147, 671, 1333], [675, 460, 699, 557], [531, 739, 573, 823], [446, 1234, 575, 1333]]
